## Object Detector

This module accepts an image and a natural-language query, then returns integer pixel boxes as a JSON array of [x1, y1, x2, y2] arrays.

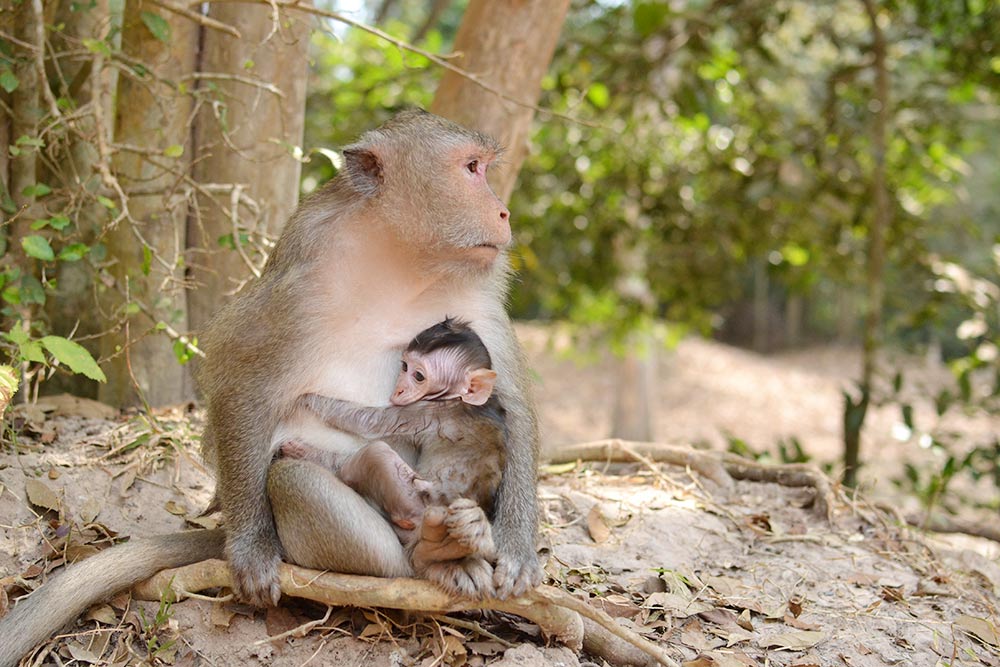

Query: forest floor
[[1, 325, 998, 667]]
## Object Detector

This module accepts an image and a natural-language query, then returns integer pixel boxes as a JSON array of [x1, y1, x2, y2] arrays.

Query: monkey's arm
[[298, 393, 435, 438], [479, 316, 542, 599]]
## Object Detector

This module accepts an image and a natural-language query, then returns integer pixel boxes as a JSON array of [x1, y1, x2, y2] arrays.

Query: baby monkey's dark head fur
[[393, 318, 496, 407], [406, 317, 492, 370]]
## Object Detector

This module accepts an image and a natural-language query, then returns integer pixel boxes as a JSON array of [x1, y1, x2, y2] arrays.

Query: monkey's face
[[391, 349, 497, 406]]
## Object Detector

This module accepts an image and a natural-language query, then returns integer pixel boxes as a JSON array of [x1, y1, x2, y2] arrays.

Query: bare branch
[[150, 0, 243, 38]]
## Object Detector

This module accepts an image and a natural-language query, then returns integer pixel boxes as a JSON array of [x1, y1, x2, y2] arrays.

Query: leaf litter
[[1, 336, 999, 666]]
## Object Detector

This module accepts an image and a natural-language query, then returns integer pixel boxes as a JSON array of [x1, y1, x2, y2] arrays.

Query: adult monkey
[[203, 110, 540, 605], [0, 111, 540, 666]]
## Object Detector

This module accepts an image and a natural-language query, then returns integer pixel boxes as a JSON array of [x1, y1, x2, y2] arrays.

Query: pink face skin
[[391, 348, 497, 407]]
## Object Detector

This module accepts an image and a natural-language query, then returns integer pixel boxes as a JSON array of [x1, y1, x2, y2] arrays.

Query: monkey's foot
[[411, 500, 493, 568], [423, 556, 495, 599], [227, 536, 283, 607], [442, 498, 495, 558], [493, 550, 543, 600]]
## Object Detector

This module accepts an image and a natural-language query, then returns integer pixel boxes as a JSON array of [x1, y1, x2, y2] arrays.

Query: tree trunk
[[430, 0, 571, 202], [610, 334, 656, 441], [43, 0, 115, 399], [844, 0, 891, 487], [785, 293, 803, 347], [97, 0, 199, 407], [186, 3, 310, 336], [752, 256, 769, 352]]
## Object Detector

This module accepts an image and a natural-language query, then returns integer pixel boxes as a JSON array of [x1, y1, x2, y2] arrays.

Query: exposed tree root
[[134, 559, 679, 667], [906, 512, 1000, 544], [548, 439, 838, 519]]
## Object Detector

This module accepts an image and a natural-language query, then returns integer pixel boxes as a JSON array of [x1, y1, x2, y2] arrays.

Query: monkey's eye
[[401, 361, 408, 372], [466, 159, 479, 174], [414, 371, 426, 383]]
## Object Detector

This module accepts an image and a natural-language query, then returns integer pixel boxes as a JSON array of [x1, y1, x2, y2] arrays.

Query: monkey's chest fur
[[273, 283, 498, 465]]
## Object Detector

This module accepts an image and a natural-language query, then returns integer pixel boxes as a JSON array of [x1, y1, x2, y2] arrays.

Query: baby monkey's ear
[[461, 369, 497, 405]]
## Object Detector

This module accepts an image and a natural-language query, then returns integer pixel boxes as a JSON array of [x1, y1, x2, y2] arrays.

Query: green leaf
[[901, 404, 914, 430], [20, 275, 46, 304], [5, 323, 29, 346], [21, 340, 46, 364], [82, 38, 111, 56], [49, 214, 71, 230], [21, 235, 55, 261], [97, 195, 117, 209], [586, 83, 610, 109], [21, 183, 52, 198], [163, 144, 184, 158], [15, 136, 44, 148], [0, 68, 18, 93], [40, 336, 106, 382], [58, 243, 89, 262], [634, 2, 670, 37], [0, 364, 19, 412], [141, 244, 152, 276], [140, 11, 171, 43], [173, 337, 197, 365]]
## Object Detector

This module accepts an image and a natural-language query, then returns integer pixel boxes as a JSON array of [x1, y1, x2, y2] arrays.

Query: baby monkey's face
[[391, 348, 496, 407]]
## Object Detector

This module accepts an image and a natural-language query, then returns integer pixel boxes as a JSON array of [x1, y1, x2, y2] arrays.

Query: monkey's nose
[[499, 207, 509, 221]]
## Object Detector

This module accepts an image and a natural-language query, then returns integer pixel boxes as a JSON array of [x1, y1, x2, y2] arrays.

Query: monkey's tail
[[0, 528, 225, 667]]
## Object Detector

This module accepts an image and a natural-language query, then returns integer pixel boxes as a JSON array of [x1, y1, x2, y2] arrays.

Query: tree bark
[[610, 336, 656, 441], [186, 2, 310, 336], [43, 0, 115, 399], [98, 0, 199, 407], [844, 0, 891, 487], [429, 0, 571, 202]]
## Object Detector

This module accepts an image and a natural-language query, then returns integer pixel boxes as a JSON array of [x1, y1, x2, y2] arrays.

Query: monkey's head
[[392, 317, 497, 406], [341, 110, 512, 274]]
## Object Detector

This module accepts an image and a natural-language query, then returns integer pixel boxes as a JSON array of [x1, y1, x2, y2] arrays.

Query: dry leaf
[[85, 604, 119, 625], [737, 609, 753, 631], [644, 592, 714, 617], [25, 479, 60, 512], [762, 630, 825, 650], [683, 656, 716, 667], [211, 604, 236, 628], [783, 613, 820, 631], [587, 505, 611, 543], [594, 593, 640, 618], [186, 515, 220, 530], [47, 468, 59, 480], [66, 643, 101, 664], [165, 501, 187, 516], [80, 497, 102, 524], [955, 614, 999, 647]]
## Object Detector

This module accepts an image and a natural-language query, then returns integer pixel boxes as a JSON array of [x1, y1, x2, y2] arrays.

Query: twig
[[180, 72, 286, 98], [150, 0, 242, 38], [254, 605, 333, 645]]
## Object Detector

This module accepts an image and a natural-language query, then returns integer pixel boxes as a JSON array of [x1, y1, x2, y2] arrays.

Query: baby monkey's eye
[[401, 361, 408, 371], [414, 371, 425, 382], [466, 159, 479, 174]]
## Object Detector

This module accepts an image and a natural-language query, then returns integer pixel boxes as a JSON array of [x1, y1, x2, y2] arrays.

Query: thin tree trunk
[[98, 0, 199, 407], [430, 0, 571, 202], [186, 3, 310, 336], [785, 293, 803, 347], [43, 0, 115, 399], [610, 334, 656, 441], [752, 256, 769, 352], [844, 0, 891, 487], [412, 0, 451, 43]]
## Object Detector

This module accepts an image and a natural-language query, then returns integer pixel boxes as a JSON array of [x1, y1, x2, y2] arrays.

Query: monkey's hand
[[492, 548, 543, 600], [227, 531, 283, 607]]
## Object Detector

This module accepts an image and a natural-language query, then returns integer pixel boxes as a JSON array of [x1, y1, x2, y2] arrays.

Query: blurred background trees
[[2, 0, 998, 509]]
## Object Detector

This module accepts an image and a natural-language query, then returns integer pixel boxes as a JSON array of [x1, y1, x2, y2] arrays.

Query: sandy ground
[[0, 329, 998, 666]]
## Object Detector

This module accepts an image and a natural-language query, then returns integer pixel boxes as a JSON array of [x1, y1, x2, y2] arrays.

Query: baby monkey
[[284, 318, 507, 595]]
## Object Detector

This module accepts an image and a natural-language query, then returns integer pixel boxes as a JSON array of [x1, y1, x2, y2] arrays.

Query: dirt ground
[[1, 327, 998, 666]]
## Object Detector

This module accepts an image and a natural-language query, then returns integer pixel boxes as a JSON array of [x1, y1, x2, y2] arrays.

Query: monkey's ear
[[462, 369, 497, 405], [342, 147, 383, 197]]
